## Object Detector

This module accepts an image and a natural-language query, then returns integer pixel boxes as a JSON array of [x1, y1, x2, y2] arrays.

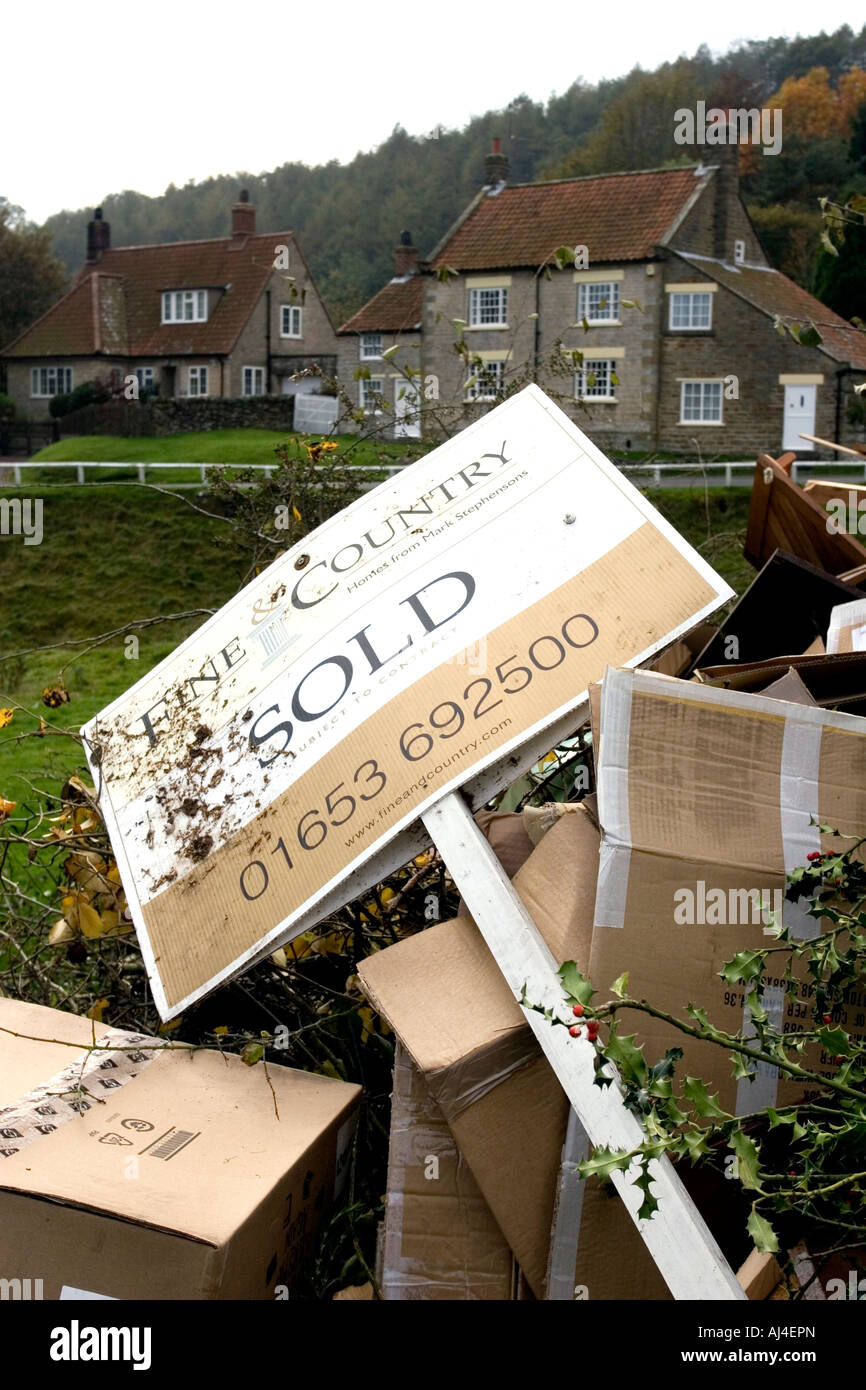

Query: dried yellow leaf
[[86, 997, 110, 1022]]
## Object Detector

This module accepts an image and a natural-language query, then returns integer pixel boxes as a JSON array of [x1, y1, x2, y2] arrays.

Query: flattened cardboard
[[744, 455, 866, 573], [591, 668, 866, 1115], [696, 650, 866, 715], [694, 551, 865, 670], [0, 999, 360, 1299], [381, 1043, 516, 1300], [359, 813, 670, 1300]]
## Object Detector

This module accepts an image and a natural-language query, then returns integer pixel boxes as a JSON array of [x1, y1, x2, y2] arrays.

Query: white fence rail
[[4, 458, 866, 488]]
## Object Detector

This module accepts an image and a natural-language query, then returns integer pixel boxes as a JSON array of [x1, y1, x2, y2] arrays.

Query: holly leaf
[[747, 1205, 779, 1254], [682, 1128, 711, 1161], [720, 949, 764, 985], [604, 1021, 648, 1087], [818, 1025, 851, 1055], [731, 1052, 755, 1081], [731, 1130, 762, 1190], [577, 1145, 634, 1181], [634, 1164, 659, 1221], [683, 1075, 730, 1119], [558, 960, 595, 1006]]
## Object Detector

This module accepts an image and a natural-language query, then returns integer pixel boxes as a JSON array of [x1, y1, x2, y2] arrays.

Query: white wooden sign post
[[83, 384, 743, 1299]]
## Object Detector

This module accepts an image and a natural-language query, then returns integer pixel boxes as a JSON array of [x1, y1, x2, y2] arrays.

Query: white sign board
[[83, 385, 732, 1019], [293, 394, 339, 434]]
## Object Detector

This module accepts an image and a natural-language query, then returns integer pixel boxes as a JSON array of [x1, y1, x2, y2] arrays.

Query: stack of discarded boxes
[[361, 451, 866, 1301]]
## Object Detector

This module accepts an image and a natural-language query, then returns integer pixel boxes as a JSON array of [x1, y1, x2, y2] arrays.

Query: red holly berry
[[587, 1021, 600, 1037], [823, 1014, 832, 1024], [807, 851, 823, 861], [835, 1056, 844, 1064], [569, 1026, 581, 1038], [572, 1004, 584, 1017]]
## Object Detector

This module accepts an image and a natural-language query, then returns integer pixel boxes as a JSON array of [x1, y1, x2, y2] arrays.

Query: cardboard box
[[693, 551, 864, 670], [696, 650, 866, 716], [745, 454, 866, 573], [359, 813, 671, 1300], [0, 998, 360, 1299], [591, 667, 866, 1115], [380, 1042, 517, 1300], [827, 597, 866, 655]]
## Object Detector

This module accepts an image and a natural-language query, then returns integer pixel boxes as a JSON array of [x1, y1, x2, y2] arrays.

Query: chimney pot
[[484, 136, 509, 187], [231, 193, 256, 239], [86, 207, 111, 263], [394, 230, 418, 277]]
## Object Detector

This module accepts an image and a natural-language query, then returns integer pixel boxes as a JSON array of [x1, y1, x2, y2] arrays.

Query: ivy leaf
[[559, 961, 595, 1006], [610, 971, 630, 999], [747, 1205, 779, 1254], [683, 1075, 730, 1119], [731, 1130, 762, 1190]]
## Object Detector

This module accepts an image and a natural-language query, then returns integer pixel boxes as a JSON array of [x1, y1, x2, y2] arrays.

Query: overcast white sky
[[4, 0, 864, 224]]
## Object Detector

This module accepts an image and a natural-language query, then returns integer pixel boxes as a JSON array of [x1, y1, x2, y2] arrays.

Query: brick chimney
[[86, 208, 111, 263], [711, 116, 741, 263], [394, 229, 418, 276], [231, 189, 256, 239], [484, 136, 509, 186]]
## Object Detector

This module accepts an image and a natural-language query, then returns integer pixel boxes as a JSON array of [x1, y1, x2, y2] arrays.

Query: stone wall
[[56, 395, 314, 437]]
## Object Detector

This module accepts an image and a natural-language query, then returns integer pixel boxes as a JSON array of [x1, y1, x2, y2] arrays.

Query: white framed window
[[575, 359, 618, 401], [162, 289, 208, 323], [281, 305, 302, 338], [360, 333, 382, 360], [360, 377, 385, 410], [733, 239, 746, 265], [135, 367, 154, 390], [669, 291, 712, 330], [188, 366, 208, 397], [468, 287, 508, 328], [243, 366, 265, 396], [464, 359, 504, 401], [31, 365, 73, 397], [680, 380, 723, 424], [577, 281, 620, 324]]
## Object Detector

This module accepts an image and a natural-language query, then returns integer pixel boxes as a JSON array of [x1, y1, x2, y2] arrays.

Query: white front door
[[783, 384, 816, 451], [394, 380, 421, 438]]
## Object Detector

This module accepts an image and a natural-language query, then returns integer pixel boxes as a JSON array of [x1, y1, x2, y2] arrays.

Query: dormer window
[[162, 290, 208, 323]]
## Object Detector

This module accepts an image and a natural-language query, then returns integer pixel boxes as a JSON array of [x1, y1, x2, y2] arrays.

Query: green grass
[[0, 484, 248, 803], [26, 430, 427, 484]]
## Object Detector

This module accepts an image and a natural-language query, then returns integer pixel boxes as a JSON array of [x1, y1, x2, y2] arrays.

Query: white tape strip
[[545, 1106, 589, 1300], [595, 667, 633, 928], [826, 598, 866, 654], [0, 1029, 156, 1159]]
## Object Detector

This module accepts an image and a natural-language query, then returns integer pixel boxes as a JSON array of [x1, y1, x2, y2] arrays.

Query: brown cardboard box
[[380, 1042, 516, 1300], [359, 813, 670, 1301], [0, 998, 360, 1299], [591, 667, 866, 1115], [696, 650, 866, 715]]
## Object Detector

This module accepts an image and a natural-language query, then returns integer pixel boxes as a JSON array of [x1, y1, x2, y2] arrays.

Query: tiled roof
[[2, 233, 286, 358], [338, 275, 425, 334], [432, 167, 707, 269], [677, 253, 866, 369]]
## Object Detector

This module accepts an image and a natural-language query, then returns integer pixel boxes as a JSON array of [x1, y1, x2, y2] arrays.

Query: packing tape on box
[[427, 1029, 540, 1123], [595, 668, 832, 1117], [429, 1031, 590, 1300], [0, 1028, 158, 1158], [545, 1106, 589, 1300], [827, 598, 866, 655]]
